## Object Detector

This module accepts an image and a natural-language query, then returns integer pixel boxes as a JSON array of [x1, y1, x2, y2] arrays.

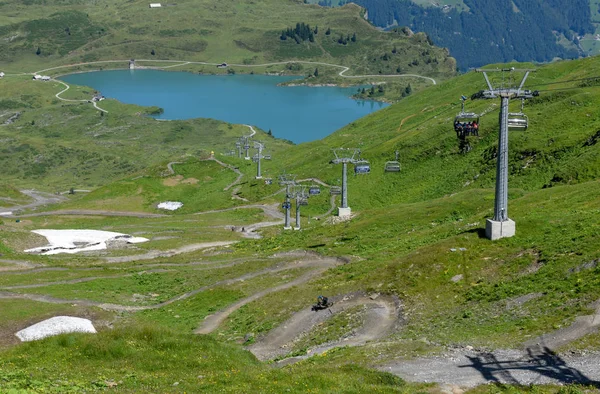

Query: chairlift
[[282, 202, 291, 209], [309, 185, 321, 195], [330, 186, 342, 195], [454, 96, 480, 138], [244, 144, 250, 150], [384, 162, 401, 172], [507, 99, 528, 131], [264, 154, 272, 160], [354, 160, 371, 175], [265, 178, 273, 185], [300, 200, 308, 206], [384, 150, 401, 173]]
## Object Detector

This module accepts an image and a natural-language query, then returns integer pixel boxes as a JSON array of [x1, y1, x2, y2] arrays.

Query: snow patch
[[25, 229, 148, 255], [16, 316, 97, 342], [157, 201, 183, 211], [0, 211, 13, 216]]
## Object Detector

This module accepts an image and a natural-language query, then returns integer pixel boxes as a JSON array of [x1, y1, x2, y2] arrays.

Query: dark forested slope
[[350, 0, 593, 69]]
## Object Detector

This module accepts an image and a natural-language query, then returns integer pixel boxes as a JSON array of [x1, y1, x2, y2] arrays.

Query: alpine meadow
[[0, 0, 599, 393]]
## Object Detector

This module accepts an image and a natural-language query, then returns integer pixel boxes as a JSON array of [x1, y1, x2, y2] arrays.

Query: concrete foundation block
[[486, 219, 515, 240], [283, 226, 293, 231], [338, 207, 352, 217]]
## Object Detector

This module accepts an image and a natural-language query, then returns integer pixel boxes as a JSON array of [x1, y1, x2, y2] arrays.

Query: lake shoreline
[[59, 70, 389, 144]]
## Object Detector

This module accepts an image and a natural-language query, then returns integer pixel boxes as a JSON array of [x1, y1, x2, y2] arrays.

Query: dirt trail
[[384, 299, 600, 388], [166, 161, 183, 175], [14, 210, 167, 218], [104, 241, 236, 263], [249, 293, 400, 362], [0, 257, 343, 314], [0, 190, 67, 214], [383, 347, 600, 388], [0, 259, 42, 272], [34, 60, 437, 85], [195, 258, 342, 334]]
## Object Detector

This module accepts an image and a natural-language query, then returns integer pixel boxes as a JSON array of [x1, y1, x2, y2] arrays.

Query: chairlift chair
[[507, 99, 528, 131], [282, 202, 291, 209], [384, 161, 401, 172], [264, 154, 272, 160], [309, 186, 321, 196], [330, 186, 342, 195], [384, 151, 400, 173], [354, 160, 371, 175], [300, 200, 308, 206], [454, 96, 480, 137]]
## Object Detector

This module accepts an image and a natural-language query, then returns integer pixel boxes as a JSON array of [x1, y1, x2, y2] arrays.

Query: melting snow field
[[16, 316, 97, 342], [157, 201, 183, 211], [25, 229, 148, 255]]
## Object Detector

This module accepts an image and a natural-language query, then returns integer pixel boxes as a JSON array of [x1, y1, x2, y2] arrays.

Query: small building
[[216, 63, 228, 68], [32, 75, 42, 80], [41, 76, 51, 81], [0, 72, 5, 78], [149, 3, 162, 7], [129, 59, 135, 70]]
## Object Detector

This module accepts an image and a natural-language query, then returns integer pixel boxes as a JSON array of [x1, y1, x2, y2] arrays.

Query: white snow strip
[[25, 229, 148, 255], [16, 316, 97, 342], [0, 211, 13, 216], [157, 201, 183, 211]]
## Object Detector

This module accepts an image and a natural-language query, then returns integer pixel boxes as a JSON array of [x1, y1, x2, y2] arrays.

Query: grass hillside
[[0, 14, 600, 392], [259, 57, 600, 212], [0, 0, 456, 79], [0, 74, 292, 190]]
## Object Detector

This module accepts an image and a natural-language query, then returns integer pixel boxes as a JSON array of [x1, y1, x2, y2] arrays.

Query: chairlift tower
[[293, 185, 308, 230], [278, 173, 296, 230], [235, 138, 243, 159], [476, 68, 537, 240], [253, 141, 265, 179], [330, 148, 362, 217], [243, 136, 252, 160]]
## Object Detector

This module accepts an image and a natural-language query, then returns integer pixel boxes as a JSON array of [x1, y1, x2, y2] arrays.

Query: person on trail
[[318, 295, 328, 307]]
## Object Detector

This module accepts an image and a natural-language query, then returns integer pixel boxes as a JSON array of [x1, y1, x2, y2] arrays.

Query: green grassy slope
[[0, 74, 292, 190], [0, 325, 410, 393], [260, 57, 600, 212], [0, 0, 456, 80]]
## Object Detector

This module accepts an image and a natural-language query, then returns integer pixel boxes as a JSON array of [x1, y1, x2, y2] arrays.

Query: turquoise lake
[[60, 70, 388, 143]]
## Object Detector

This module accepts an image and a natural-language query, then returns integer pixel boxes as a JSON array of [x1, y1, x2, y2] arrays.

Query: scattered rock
[[451, 274, 463, 283], [569, 259, 599, 274]]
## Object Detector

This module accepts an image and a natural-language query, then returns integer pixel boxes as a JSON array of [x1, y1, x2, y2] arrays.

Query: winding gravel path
[[195, 257, 343, 334], [383, 300, 600, 388], [34, 59, 437, 85], [103, 241, 237, 263], [249, 293, 401, 362], [0, 257, 344, 314], [53, 79, 108, 113]]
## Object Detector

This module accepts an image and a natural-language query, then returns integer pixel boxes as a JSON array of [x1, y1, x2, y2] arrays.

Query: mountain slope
[[0, 0, 456, 79], [349, 0, 593, 69]]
